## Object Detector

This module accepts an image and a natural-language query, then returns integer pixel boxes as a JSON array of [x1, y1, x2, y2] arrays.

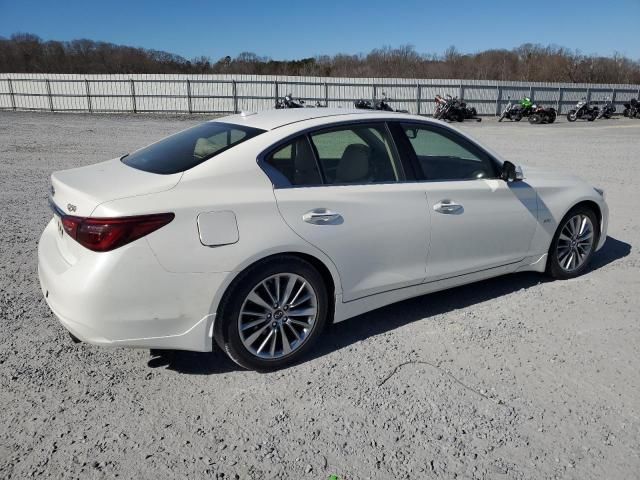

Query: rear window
[[122, 122, 265, 174]]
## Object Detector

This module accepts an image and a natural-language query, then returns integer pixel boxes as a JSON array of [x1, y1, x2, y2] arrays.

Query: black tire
[[567, 110, 577, 122], [529, 113, 542, 124], [215, 256, 329, 371], [546, 206, 599, 280], [548, 110, 557, 123], [588, 113, 597, 121], [622, 108, 629, 117]]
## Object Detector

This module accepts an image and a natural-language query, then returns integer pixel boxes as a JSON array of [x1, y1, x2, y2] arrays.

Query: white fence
[[1, 73, 639, 116]]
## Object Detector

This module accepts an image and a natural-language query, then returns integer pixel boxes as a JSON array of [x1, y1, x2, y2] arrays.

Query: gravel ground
[[0, 111, 638, 480]]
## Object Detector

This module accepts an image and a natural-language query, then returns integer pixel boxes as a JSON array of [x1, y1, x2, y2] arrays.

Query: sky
[[1, 0, 639, 61]]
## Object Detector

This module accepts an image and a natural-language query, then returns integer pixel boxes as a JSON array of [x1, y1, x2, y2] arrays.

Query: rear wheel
[[567, 110, 577, 122], [547, 206, 599, 280], [217, 256, 329, 371], [529, 113, 542, 124]]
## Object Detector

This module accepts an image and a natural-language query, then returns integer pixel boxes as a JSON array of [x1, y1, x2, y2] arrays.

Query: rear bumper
[[38, 218, 228, 352]]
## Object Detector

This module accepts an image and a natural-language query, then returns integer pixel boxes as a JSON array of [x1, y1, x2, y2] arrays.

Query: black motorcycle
[[434, 95, 481, 122], [567, 98, 599, 122], [275, 94, 306, 109], [623, 98, 639, 118], [596, 98, 616, 119], [354, 92, 408, 113], [459, 100, 481, 121], [528, 104, 557, 124]]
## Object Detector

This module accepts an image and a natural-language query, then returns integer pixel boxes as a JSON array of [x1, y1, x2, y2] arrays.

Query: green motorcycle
[[499, 96, 557, 124], [499, 96, 534, 122]]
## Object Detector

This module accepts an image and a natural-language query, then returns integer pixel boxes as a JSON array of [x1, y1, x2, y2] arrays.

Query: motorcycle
[[434, 94, 481, 122], [459, 100, 481, 121], [528, 104, 557, 124], [275, 94, 306, 109], [623, 98, 639, 118], [354, 92, 408, 113], [498, 96, 534, 122], [567, 98, 599, 122], [596, 98, 616, 119]]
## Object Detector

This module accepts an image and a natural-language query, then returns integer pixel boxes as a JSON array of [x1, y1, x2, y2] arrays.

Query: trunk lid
[[50, 157, 182, 217], [49, 158, 181, 264]]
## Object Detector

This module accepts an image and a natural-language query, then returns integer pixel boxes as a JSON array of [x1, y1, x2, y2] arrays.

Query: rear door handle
[[302, 208, 343, 225], [433, 200, 463, 214]]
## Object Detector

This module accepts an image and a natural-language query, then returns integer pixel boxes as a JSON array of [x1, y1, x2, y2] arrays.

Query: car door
[[393, 122, 538, 281], [262, 122, 430, 302]]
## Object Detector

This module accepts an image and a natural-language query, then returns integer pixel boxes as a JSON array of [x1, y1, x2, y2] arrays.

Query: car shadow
[[148, 235, 630, 375]]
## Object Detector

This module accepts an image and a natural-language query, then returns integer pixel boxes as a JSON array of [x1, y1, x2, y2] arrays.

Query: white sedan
[[38, 109, 608, 370]]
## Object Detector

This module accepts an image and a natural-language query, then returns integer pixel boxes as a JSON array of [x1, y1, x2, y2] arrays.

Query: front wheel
[[216, 256, 329, 371], [547, 206, 599, 280], [548, 110, 557, 123], [567, 110, 577, 122]]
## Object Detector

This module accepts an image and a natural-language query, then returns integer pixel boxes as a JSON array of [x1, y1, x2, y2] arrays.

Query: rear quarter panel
[[92, 137, 344, 313]]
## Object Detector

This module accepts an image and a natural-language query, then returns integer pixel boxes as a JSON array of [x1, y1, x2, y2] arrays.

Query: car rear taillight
[[61, 215, 82, 238], [64, 213, 174, 252]]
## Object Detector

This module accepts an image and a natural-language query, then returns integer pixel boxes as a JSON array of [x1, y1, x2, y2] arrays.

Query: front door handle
[[433, 200, 463, 214], [302, 208, 343, 225]]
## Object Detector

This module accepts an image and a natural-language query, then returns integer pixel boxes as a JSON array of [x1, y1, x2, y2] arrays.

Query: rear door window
[[263, 136, 323, 187], [122, 122, 264, 174], [309, 124, 402, 184]]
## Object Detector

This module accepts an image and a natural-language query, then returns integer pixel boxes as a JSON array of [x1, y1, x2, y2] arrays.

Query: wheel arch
[[211, 251, 338, 348], [562, 199, 602, 233], [546, 198, 603, 262]]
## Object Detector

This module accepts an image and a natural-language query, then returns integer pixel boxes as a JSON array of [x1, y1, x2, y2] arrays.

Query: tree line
[[2, 33, 639, 84]]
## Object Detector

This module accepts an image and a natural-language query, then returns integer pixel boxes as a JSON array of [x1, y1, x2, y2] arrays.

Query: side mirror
[[501, 161, 524, 182]]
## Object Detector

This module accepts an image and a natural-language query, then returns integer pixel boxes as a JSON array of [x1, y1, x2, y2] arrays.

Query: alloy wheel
[[556, 214, 595, 272], [238, 273, 318, 359]]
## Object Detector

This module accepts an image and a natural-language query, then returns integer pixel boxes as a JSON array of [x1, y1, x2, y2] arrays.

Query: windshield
[[122, 122, 265, 174]]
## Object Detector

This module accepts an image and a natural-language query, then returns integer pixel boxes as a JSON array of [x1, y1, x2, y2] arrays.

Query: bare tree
[[1, 34, 638, 84]]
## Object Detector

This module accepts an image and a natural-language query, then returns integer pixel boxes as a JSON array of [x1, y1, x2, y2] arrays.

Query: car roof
[[214, 108, 432, 131]]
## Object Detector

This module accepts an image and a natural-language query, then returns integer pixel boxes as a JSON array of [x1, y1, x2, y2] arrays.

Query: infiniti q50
[[38, 109, 608, 370]]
